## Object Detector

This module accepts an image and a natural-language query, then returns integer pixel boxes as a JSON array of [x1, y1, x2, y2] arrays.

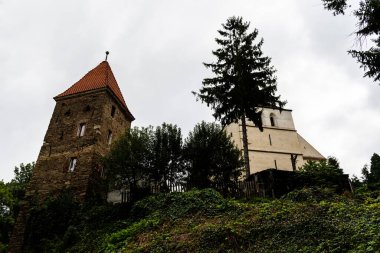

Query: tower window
[[68, 157, 77, 172], [269, 134, 272, 145], [64, 109, 71, 116], [77, 123, 86, 137], [107, 130, 113, 145], [269, 113, 276, 127], [111, 106, 116, 117]]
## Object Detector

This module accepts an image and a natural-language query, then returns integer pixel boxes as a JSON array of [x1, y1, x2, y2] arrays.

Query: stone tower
[[9, 60, 134, 252]]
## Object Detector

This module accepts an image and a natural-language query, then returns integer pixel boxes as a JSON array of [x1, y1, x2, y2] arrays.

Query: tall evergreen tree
[[194, 16, 286, 178]]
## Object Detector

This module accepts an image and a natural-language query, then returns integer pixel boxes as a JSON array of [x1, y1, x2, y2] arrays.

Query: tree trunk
[[241, 115, 251, 179]]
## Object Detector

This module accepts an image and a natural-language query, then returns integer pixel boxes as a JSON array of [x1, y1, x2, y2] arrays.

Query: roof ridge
[[54, 61, 134, 120]]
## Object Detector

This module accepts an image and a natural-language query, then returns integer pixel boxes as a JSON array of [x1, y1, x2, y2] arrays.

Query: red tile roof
[[55, 61, 134, 120]]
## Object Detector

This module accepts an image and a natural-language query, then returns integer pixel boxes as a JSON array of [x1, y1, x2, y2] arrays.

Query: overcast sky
[[1, 0, 379, 182]]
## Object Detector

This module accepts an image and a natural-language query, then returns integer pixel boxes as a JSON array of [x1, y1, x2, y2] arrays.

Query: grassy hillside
[[25, 188, 380, 253]]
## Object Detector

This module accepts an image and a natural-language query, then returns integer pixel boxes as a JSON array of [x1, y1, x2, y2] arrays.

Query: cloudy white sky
[[1, 0, 379, 182]]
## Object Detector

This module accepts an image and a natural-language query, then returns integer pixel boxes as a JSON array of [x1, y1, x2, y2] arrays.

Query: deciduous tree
[[150, 123, 184, 188], [103, 127, 152, 192], [183, 122, 243, 188], [361, 153, 380, 188]]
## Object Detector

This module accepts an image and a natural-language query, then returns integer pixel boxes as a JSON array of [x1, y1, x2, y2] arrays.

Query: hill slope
[[25, 188, 380, 252]]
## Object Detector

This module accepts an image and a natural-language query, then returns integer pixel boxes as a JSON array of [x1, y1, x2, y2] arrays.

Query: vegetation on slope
[[22, 188, 380, 253]]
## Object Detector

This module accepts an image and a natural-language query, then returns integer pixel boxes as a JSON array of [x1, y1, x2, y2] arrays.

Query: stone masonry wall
[[9, 89, 132, 253]]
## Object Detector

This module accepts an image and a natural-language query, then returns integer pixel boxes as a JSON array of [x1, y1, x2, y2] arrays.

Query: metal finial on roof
[[105, 51, 109, 61]]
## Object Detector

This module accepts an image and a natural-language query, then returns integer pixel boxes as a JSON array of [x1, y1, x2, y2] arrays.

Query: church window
[[77, 123, 86, 137], [270, 113, 276, 127], [68, 157, 77, 172], [111, 106, 116, 117], [107, 130, 113, 145]]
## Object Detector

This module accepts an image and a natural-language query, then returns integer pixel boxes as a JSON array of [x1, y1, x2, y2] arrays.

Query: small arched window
[[269, 113, 276, 127], [111, 106, 116, 117]]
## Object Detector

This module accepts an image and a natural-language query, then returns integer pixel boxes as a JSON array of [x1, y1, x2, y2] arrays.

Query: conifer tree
[[194, 16, 286, 178]]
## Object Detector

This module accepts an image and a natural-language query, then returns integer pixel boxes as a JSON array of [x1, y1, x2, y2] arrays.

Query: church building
[[226, 107, 325, 175]]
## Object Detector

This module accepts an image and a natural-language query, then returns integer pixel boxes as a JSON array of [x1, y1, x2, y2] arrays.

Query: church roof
[[297, 134, 325, 160], [55, 61, 134, 120]]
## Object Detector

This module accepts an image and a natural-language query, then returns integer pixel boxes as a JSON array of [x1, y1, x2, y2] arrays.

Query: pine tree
[[194, 16, 286, 178]]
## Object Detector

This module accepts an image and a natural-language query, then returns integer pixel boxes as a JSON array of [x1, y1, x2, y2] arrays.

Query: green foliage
[[0, 162, 34, 251], [131, 189, 232, 220], [300, 158, 343, 177], [282, 187, 344, 202], [183, 122, 243, 188], [0, 181, 14, 252], [194, 16, 285, 176], [362, 153, 380, 189], [149, 123, 184, 187], [11, 188, 380, 252], [322, 0, 348, 15], [195, 16, 285, 127], [104, 122, 242, 197], [297, 158, 347, 191], [104, 123, 185, 197], [25, 190, 80, 252], [322, 0, 380, 83], [0, 182, 13, 218], [11, 162, 35, 186], [7, 162, 35, 206], [101, 189, 239, 252], [99, 189, 380, 252], [103, 127, 152, 191]]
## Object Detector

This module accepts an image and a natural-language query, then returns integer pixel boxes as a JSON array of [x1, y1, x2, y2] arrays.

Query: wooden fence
[[115, 169, 353, 203], [119, 180, 259, 203]]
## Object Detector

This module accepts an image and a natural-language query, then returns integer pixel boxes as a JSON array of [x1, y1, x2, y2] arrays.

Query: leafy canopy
[[298, 157, 345, 190], [362, 153, 380, 188], [0, 162, 34, 251], [103, 127, 152, 190], [149, 123, 184, 185], [183, 121, 243, 188]]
